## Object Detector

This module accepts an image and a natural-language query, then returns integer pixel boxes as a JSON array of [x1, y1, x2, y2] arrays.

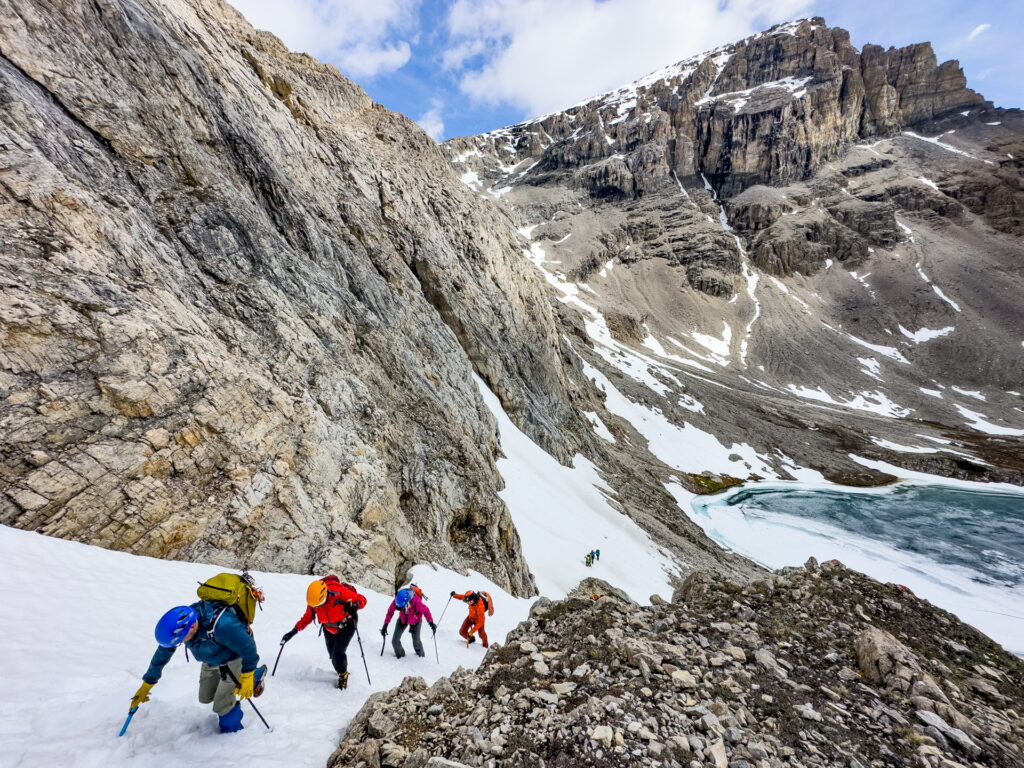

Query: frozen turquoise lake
[[686, 482, 1024, 655]]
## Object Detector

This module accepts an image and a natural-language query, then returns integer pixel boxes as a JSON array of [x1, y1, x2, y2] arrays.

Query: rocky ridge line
[[442, 17, 1024, 487], [445, 17, 987, 205]]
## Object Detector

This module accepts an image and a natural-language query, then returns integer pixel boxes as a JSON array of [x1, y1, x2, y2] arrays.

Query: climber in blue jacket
[[130, 601, 265, 733]]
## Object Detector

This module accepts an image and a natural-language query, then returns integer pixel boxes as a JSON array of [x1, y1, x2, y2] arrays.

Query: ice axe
[[117, 707, 138, 737], [271, 641, 286, 676]]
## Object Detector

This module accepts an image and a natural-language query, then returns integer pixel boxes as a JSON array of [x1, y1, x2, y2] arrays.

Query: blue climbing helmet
[[395, 588, 412, 610], [155, 606, 199, 648]]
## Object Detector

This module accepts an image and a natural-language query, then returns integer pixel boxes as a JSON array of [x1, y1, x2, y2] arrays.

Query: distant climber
[[132, 573, 266, 733], [451, 590, 494, 648], [381, 585, 436, 658], [282, 575, 366, 689], [595, 549, 600, 561]]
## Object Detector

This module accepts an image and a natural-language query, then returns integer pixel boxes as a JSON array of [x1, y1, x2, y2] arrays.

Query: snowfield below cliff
[[0, 524, 530, 768]]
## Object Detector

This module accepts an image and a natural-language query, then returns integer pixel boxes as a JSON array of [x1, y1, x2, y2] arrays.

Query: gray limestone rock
[[0, 0, 594, 593]]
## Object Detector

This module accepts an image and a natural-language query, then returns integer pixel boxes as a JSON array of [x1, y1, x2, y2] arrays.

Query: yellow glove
[[130, 681, 154, 709], [234, 671, 254, 700]]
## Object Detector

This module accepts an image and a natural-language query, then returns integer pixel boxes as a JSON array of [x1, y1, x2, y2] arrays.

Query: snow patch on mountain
[[870, 437, 937, 454], [951, 386, 985, 401], [696, 76, 813, 112], [903, 131, 977, 160], [954, 404, 1024, 436], [858, 357, 882, 381], [786, 385, 911, 418], [899, 324, 954, 343], [582, 410, 616, 442], [476, 376, 678, 600], [690, 321, 733, 361], [583, 360, 777, 479]]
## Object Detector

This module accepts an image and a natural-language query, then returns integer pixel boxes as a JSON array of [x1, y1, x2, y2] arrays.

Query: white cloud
[[228, 0, 419, 78], [416, 100, 446, 141], [443, 0, 814, 117], [339, 42, 413, 79], [967, 23, 991, 41]]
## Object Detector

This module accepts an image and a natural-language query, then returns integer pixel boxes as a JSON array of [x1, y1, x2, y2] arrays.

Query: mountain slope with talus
[[0, 8, 1022, 768], [444, 17, 1024, 490]]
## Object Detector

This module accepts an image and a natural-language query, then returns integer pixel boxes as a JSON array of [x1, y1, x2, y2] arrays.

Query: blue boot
[[219, 703, 244, 733], [254, 664, 267, 697]]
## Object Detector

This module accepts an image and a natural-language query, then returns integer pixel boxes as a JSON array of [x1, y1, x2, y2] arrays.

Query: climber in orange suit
[[451, 590, 494, 648]]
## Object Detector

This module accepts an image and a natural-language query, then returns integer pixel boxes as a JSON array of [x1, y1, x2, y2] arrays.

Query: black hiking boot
[[337, 672, 349, 690]]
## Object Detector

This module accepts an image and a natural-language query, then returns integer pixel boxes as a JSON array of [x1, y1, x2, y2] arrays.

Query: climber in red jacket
[[281, 575, 366, 689]]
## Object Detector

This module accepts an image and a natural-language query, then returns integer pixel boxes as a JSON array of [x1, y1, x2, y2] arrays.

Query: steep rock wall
[[0, 0, 588, 594]]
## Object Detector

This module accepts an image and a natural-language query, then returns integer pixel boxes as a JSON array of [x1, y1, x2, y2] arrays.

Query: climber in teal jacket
[[134, 600, 264, 732]]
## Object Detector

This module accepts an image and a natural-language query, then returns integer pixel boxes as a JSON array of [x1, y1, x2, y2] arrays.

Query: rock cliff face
[[1, 0, 780, 600], [331, 562, 1024, 768], [446, 19, 1024, 488], [0, 0, 599, 593]]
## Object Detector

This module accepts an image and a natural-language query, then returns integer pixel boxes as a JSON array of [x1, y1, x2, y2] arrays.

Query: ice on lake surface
[[686, 483, 1024, 655]]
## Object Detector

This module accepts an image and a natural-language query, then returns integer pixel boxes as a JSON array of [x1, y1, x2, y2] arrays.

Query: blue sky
[[229, 0, 1023, 141]]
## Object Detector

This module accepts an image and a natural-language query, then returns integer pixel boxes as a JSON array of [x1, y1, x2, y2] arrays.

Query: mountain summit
[[445, 17, 1024, 489]]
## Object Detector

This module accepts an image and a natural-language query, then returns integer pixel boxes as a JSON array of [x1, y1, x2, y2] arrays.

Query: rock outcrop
[[1, 0, 779, 604], [331, 562, 1024, 768], [2, 0, 1023, 601]]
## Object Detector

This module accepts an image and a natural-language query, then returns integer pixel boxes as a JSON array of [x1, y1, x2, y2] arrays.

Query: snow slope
[[476, 376, 678, 599], [0, 525, 531, 768], [0, 379, 678, 767]]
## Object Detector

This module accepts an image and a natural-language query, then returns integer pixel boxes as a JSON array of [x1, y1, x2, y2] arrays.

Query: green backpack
[[197, 572, 262, 625]]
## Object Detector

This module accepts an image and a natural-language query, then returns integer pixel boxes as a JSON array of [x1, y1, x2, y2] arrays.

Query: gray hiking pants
[[392, 621, 424, 658], [198, 658, 240, 715]]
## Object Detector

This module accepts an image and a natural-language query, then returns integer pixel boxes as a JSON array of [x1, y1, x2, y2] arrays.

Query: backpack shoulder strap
[[207, 605, 229, 640]]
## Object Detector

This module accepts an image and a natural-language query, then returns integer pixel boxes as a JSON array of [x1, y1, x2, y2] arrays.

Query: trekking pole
[[354, 625, 371, 685], [221, 666, 271, 730], [432, 629, 439, 664], [117, 707, 138, 737], [271, 641, 286, 676]]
